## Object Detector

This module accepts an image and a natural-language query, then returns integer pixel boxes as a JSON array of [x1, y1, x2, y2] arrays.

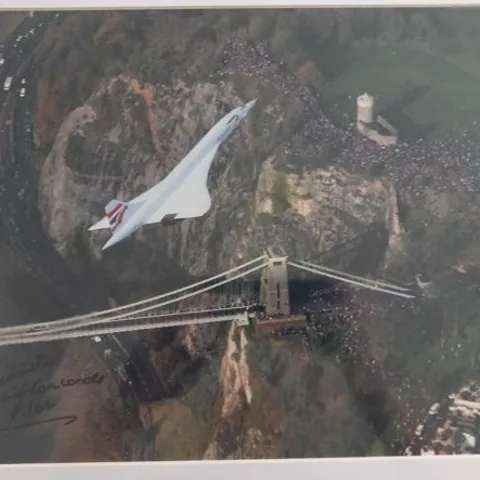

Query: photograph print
[[0, 7, 479, 463]]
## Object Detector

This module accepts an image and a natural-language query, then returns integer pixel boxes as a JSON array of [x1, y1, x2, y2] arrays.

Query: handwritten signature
[[0, 415, 78, 433], [0, 372, 105, 404], [0, 353, 62, 388], [0, 353, 106, 434]]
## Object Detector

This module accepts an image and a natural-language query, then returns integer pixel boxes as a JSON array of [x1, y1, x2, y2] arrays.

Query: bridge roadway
[[0, 306, 252, 346], [0, 254, 269, 335], [0, 253, 417, 346]]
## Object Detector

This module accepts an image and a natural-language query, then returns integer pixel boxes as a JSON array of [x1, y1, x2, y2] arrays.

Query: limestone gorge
[[36, 73, 399, 458], [30, 10, 480, 459]]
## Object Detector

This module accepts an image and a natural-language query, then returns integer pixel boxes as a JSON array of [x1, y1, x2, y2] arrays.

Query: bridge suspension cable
[[288, 261, 415, 299], [0, 254, 268, 335], [295, 259, 411, 292], [46, 261, 267, 331], [0, 261, 268, 338]]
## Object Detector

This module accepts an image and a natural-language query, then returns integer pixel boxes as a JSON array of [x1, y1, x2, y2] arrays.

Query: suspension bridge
[[0, 247, 416, 346]]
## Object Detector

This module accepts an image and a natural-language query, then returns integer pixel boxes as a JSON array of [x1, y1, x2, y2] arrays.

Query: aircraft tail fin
[[88, 198, 146, 233], [104, 199, 130, 232]]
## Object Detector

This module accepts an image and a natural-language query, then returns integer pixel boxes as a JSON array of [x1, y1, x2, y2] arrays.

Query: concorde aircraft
[[88, 98, 258, 251]]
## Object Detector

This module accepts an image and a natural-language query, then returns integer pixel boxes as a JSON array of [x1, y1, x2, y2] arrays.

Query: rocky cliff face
[[38, 72, 398, 285], [35, 10, 413, 283]]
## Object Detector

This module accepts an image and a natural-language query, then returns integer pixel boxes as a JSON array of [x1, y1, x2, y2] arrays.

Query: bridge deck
[[0, 308, 251, 346], [0, 252, 415, 346]]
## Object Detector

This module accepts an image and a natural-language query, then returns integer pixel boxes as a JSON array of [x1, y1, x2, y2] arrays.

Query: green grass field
[[320, 43, 480, 138]]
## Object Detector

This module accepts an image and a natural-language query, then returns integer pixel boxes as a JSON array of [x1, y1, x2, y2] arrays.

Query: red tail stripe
[[112, 205, 128, 232], [107, 203, 123, 218]]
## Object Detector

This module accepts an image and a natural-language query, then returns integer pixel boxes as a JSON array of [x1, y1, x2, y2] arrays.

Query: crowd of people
[[214, 36, 480, 204]]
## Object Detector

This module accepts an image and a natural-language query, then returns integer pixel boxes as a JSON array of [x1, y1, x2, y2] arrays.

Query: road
[[0, 11, 163, 431]]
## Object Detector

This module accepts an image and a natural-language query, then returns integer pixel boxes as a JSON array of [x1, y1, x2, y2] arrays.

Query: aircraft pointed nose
[[245, 98, 258, 110]]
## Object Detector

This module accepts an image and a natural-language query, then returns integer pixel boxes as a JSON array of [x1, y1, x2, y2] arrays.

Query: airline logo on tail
[[106, 202, 128, 232]]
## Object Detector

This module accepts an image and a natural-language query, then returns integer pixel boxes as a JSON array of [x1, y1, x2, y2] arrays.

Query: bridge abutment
[[235, 311, 250, 327]]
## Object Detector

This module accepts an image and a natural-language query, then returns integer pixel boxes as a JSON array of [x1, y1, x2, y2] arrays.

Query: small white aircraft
[[89, 98, 258, 251]]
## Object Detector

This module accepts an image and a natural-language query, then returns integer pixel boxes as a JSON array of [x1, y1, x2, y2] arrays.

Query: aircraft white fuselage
[[89, 98, 258, 250]]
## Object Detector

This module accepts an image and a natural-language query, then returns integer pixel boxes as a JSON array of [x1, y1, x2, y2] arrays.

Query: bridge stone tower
[[259, 247, 291, 316]]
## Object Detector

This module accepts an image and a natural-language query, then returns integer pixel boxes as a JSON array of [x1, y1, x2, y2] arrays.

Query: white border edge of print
[[2, 0, 480, 9], [1, 457, 480, 480]]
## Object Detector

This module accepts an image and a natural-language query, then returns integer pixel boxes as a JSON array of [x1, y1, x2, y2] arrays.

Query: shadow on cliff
[[379, 84, 437, 141], [308, 222, 391, 278], [71, 226, 195, 304]]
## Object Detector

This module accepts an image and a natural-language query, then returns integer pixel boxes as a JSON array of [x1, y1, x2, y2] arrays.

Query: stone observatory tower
[[355, 92, 398, 146], [356, 92, 375, 126]]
